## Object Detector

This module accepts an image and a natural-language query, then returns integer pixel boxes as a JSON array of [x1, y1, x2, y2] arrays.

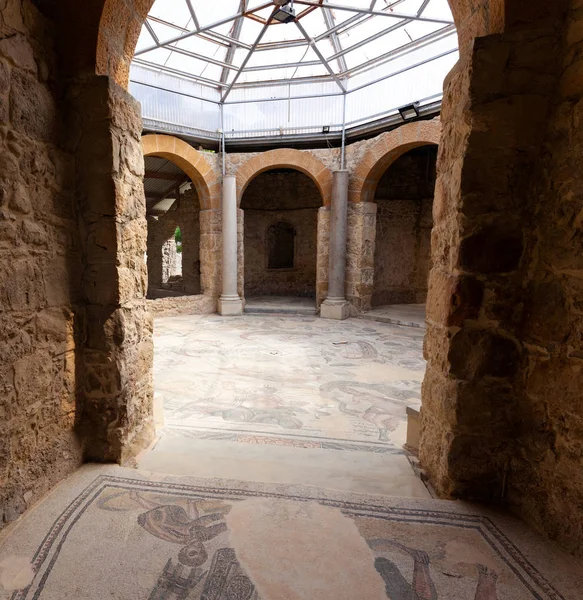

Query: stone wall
[[146, 213, 179, 293], [0, 0, 84, 525], [372, 147, 436, 306], [241, 170, 320, 298], [147, 294, 216, 317], [421, 0, 583, 555], [346, 202, 377, 313], [146, 187, 201, 299], [73, 76, 154, 466], [509, 0, 583, 555], [373, 197, 433, 305]]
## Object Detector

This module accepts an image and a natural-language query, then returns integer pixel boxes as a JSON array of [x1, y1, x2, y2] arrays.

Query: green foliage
[[175, 226, 182, 253]]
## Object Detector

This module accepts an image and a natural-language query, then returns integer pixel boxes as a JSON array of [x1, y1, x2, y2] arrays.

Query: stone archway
[[349, 119, 441, 206], [24, 0, 581, 555], [142, 134, 222, 303], [235, 149, 333, 206], [236, 151, 333, 306], [345, 121, 441, 312], [141, 134, 220, 211]]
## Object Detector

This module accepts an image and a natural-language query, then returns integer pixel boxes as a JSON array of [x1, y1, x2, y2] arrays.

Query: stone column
[[321, 170, 350, 320], [218, 176, 243, 315]]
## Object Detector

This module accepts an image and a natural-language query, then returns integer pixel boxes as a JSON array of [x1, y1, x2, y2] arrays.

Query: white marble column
[[321, 170, 350, 320], [218, 176, 243, 315]]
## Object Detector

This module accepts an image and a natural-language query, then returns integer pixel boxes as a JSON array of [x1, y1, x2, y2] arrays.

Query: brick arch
[[235, 149, 333, 207], [141, 134, 220, 211], [349, 120, 442, 205]]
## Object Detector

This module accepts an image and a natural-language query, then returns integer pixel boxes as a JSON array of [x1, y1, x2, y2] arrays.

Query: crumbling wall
[[421, 0, 583, 555], [509, 0, 583, 556], [372, 147, 436, 306], [0, 0, 83, 525], [242, 170, 320, 298]]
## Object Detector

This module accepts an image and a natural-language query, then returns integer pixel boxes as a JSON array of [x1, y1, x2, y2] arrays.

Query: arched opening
[[144, 157, 201, 299], [370, 145, 438, 323], [241, 168, 321, 312]]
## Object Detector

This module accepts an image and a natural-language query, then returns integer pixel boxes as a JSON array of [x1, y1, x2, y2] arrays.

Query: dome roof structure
[[130, 0, 458, 145]]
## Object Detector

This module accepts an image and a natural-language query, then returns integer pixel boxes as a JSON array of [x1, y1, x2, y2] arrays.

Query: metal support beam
[[221, 12, 274, 102], [321, 0, 348, 74], [221, 0, 247, 84], [135, 2, 273, 57], [294, 19, 346, 92], [184, 0, 200, 29], [293, 1, 454, 24]]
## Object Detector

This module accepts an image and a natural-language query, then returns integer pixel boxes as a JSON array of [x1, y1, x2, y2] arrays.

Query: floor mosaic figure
[[1, 467, 580, 600]]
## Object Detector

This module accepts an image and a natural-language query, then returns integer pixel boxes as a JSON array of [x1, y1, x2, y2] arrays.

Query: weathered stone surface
[[372, 147, 436, 306], [10, 69, 56, 141], [459, 224, 524, 274], [242, 170, 319, 298], [420, 0, 583, 558], [0, 34, 37, 73]]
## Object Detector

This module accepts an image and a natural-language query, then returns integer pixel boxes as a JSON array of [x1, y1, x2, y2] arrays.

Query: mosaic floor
[[154, 315, 425, 453], [1, 466, 581, 600]]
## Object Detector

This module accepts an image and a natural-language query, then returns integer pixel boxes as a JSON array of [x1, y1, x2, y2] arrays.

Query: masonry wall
[[146, 187, 200, 299], [421, 0, 583, 555], [372, 147, 436, 306], [242, 170, 320, 298], [0, 0, 84, 525]]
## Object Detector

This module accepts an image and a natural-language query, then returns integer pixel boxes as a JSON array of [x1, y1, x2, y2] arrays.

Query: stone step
[[244, 305, 318, 315]]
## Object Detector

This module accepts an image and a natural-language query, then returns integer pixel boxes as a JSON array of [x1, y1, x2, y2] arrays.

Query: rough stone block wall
[[373, 198, 433, 305], [73, 76, 154, 465], [346, 202, 377, 312], [372, 147, 436, 306], [241, 170, 320, 298], [179, 187, 201, 295], [243, 209, 318, 297], [421, 0, 583, 555], [146, 214, 178, 293], [316, 207, 330, 305], [146, 187, 201, 300], [0, 0, 84, 526], [200, 208, 221, 299], [509, 0, 583, 555]]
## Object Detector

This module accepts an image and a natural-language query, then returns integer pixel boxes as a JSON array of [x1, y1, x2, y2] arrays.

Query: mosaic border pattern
[[12, 475, 565, 600]]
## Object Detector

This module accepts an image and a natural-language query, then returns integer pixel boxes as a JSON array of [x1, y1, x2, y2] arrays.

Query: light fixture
[[273, 0, 296, 23], [322, 125, 330, 134], [398, 102, 421, 122]]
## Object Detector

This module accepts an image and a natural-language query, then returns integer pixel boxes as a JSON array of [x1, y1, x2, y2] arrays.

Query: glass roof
[[133, 0, 457, 99]]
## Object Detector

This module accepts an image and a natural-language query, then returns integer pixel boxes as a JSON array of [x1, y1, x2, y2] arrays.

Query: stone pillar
[[218, 176, 243, 315], [321, 170, 350, 320], [74, 76, 154, 464]]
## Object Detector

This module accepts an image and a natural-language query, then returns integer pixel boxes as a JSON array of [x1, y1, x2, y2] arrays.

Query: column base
[[320, 299, 350, 320], [218, 296, 243, 316]]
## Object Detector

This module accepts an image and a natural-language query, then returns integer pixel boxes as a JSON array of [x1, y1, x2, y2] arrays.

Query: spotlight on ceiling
[[273, 0, 296, 23], [398, 102, 421, 122], [322, 126, 330, 134]]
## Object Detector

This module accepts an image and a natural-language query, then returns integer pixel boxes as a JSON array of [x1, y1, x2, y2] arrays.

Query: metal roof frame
[[134, 0, 457, 95]]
